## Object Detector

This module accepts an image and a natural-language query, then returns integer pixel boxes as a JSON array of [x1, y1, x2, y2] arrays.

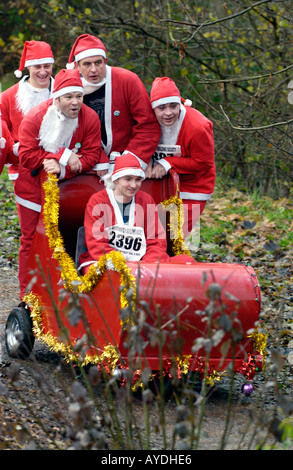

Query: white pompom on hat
[[150, 76, 192, 108], [14, 40, 54, 78], [66, 34, 107, 69], [112, 153, 145, 182], [52, 69, 84, 99]]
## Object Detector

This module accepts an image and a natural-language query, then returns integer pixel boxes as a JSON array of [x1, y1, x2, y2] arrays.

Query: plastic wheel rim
[[6, 316, 22, 352]]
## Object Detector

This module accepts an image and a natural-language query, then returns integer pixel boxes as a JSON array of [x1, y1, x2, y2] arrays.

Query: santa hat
[[52, 69, 84, 99], [14, 41, 54, 78], [66, 34, 107, 69], [112, 153, 145, 182], [150, 77, 192, 108]]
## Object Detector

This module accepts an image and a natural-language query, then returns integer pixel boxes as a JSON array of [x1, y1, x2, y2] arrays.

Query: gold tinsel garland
[[249, 327, 268, 369], [249, 328, 267, 359], [160, 193, 191, 256], [42, 174, 136, 307], [23, 174, 136, 366], [23, 291, 120, 368]]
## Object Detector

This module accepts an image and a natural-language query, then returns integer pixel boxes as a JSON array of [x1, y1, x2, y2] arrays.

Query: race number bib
[[107, 224, 147, 261], [152, 145, 181, 162]]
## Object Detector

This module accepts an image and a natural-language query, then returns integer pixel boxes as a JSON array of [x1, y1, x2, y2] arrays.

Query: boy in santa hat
[[147, 77, 216, 239], [79, 153, 194, 273], [17, 68, 109, 299], [66, 34, 160, 171]]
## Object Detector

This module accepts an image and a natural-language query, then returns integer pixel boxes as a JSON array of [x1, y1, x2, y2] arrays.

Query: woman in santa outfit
[[17, 68, 108, 299], [147, 77, 216, 239], [79, 153, 194, 273]]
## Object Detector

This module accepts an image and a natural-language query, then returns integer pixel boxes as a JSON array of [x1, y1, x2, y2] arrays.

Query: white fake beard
[[159, 119, 180, 145], [39, 104, 78, 153], [16, 78, 51, 116]]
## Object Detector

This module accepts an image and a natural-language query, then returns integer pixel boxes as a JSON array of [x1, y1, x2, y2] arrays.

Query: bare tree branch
[[161, 0, 276, 28], [195, 63, 293, 84], [220, 105, 293, 131]]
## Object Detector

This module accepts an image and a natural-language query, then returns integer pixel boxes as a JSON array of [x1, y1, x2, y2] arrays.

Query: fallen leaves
[[197, 186, 293, 359]]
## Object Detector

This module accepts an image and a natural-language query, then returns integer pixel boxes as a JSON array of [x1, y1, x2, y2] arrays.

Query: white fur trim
[[58, 164, 66, 180], [8, 172, 19, 181], [75, 48, 106, 62], [151, 95, 181, 108], [77, 260, 96, 272], [184, 99, 192, 107], [157, 159, 171, 172], [25, 57, 54, 67], [13, 142, 19, 156], [112, 168, 145, 182], [53, 86, 84, 98], [59, 148, 72, 166], [103, 65, 113, 155], [93, 162, 110, 171], [15, 195, 42, 212], [179, 191, 213, 201]]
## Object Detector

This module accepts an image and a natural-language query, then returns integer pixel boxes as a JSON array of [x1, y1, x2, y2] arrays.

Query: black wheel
[[5, 306, 35, 359]]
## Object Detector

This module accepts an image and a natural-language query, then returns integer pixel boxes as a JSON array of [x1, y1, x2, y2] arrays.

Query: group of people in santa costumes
[[0, 33, 215, 299]]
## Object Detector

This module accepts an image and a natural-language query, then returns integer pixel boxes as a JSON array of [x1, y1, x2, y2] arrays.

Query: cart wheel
[[5, 306, 35, 359]]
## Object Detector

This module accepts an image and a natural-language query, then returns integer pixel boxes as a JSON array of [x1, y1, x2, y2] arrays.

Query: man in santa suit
[[66, 34, 161, 171], [147, 77, 216, 239], [18, 68, 109, 299], [79, 153, 194, 274], [1, 41, 55, 298], [1, 40, 55, 181]]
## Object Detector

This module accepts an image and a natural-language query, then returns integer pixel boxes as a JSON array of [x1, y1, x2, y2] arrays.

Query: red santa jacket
[[79, 188, 171, 268], [17, 100, 108, 210], [0, 120, 17, 175], [84, 66, 161, 169], [155, 106, 216, 201], [1, 82, 25, 142]]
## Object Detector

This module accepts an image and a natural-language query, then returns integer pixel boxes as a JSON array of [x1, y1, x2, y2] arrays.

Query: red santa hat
[[112, 153, 145, 182], [52, 69, 84, 99], [14, 40, 54, 78], [150, 77, 192, 108], [66, 34, 107, 69]]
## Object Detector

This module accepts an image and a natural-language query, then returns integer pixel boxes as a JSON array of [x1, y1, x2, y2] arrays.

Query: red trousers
[[17, 203, 40, 299], [181, 199, 206, 239]]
